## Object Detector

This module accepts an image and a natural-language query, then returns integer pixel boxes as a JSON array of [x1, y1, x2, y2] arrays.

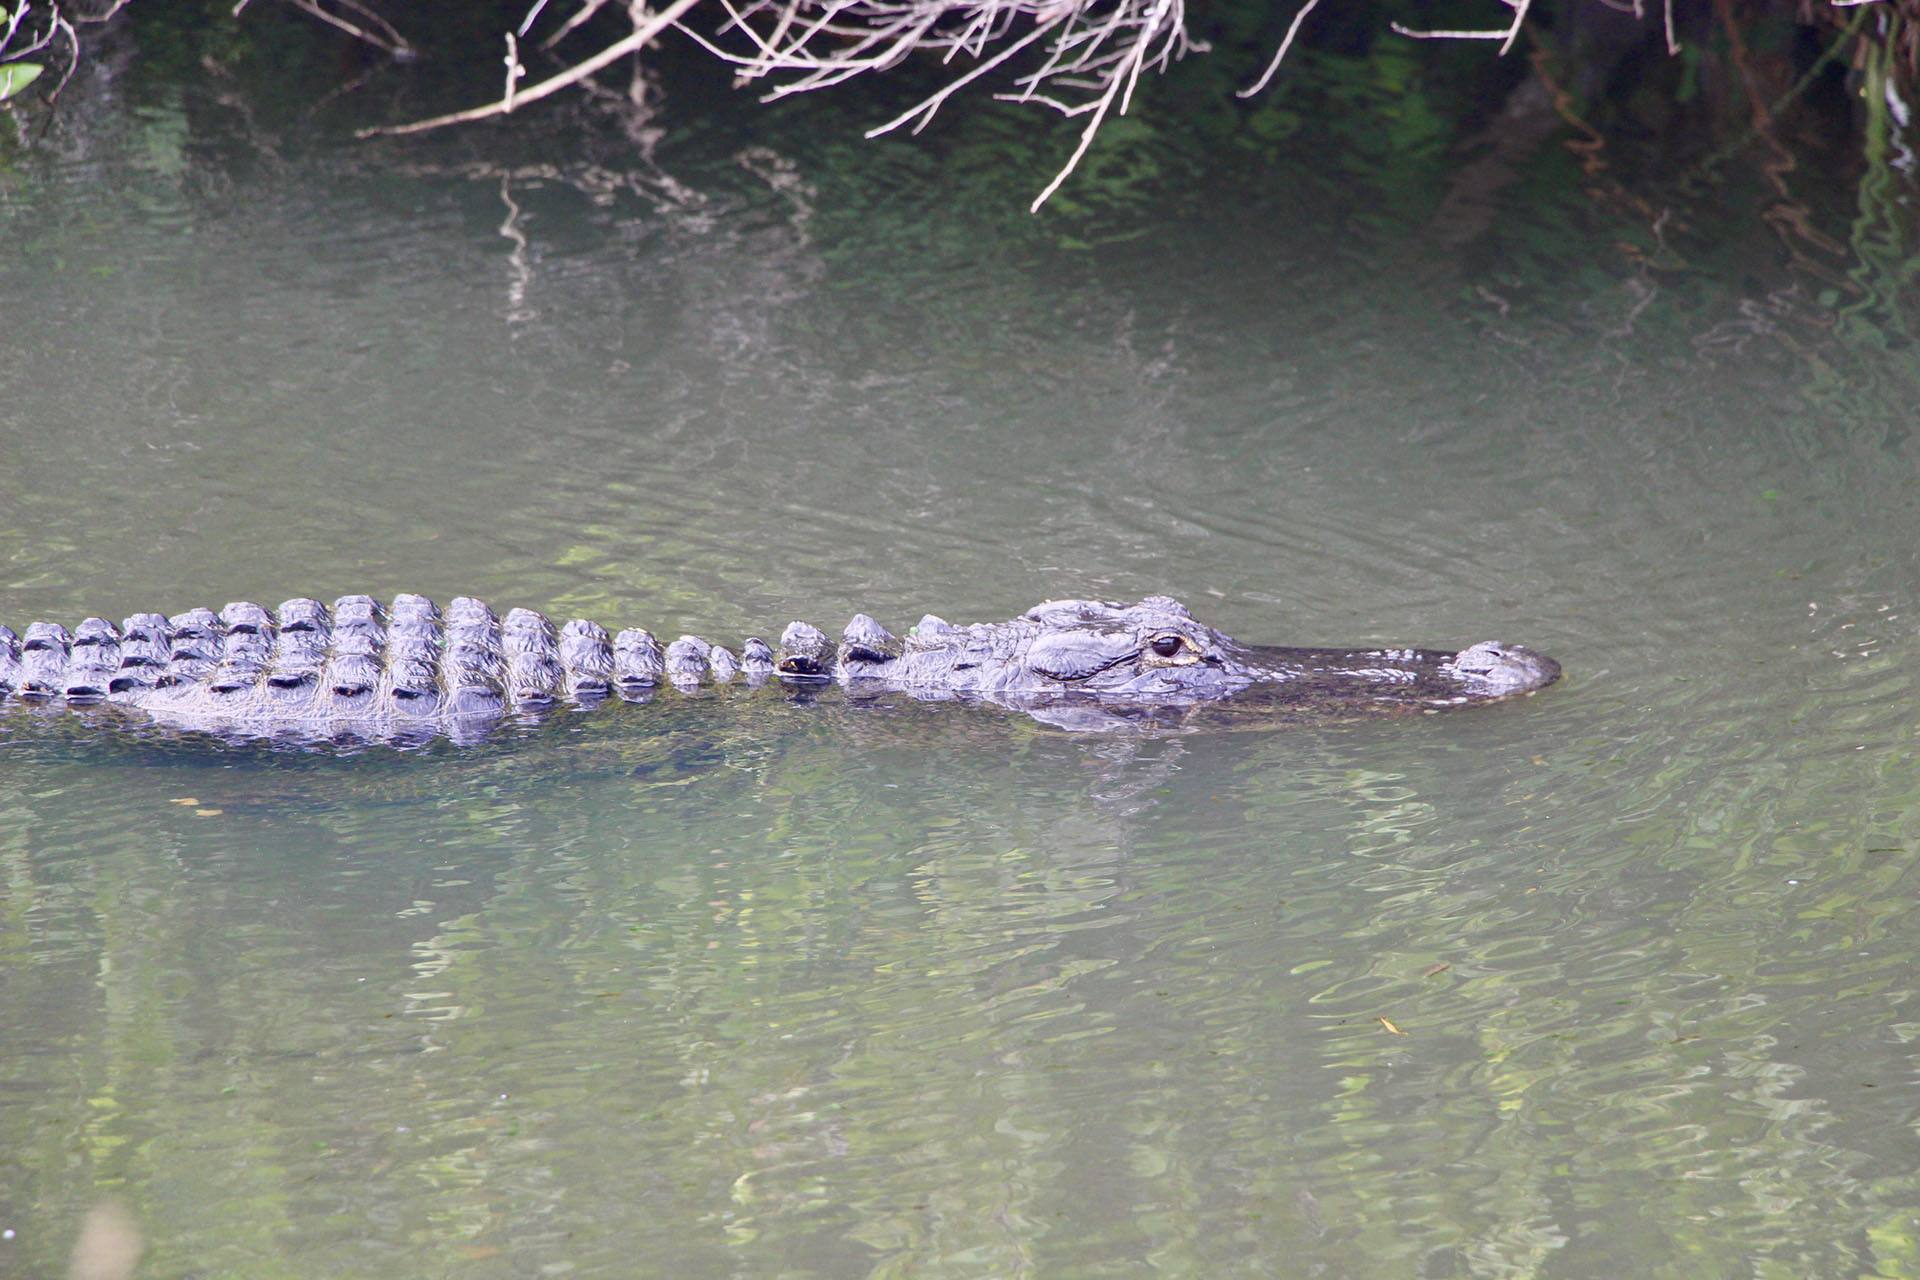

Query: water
[[5, 31, 1920, 1278]]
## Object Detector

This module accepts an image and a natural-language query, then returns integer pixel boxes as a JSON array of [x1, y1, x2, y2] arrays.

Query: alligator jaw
[[965, 637, 1563, 733], [1222, 639, 1562, 718]]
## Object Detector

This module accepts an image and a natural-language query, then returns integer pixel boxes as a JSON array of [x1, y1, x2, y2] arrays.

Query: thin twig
[[866, 16, 1060, 134], [357, 0, 705, 137], [1239, 0, 1321, 98], [504, 32, 523, 111], [284, 0, 413, 57], [1393, 0, 1532, 56]]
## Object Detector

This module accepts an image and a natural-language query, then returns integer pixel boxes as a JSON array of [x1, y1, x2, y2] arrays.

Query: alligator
[[0, 593, 1561, 744]]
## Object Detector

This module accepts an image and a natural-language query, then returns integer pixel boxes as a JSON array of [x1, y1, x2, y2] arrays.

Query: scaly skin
[[0, 593, 1560, 744]]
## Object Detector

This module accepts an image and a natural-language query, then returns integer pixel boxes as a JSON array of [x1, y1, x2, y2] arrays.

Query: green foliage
[[0, 60, 40, 102]]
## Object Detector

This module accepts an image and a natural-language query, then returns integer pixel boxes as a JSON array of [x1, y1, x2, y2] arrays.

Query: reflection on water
[[7, 45, 1920, 1280], [10, 673, 1920, 1276]]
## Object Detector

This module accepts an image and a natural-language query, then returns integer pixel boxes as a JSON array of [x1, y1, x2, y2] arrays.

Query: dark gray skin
[[0, 593, 1559, 745]]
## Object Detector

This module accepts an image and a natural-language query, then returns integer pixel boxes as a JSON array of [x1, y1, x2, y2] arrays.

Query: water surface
[[4, 36, 1920, 1279]]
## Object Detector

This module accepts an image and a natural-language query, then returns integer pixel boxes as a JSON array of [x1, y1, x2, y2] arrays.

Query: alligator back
[[0, 594, 773, 745]]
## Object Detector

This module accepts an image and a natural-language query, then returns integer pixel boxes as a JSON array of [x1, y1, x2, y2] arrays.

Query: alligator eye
[[1148, 634, 1185, 659]]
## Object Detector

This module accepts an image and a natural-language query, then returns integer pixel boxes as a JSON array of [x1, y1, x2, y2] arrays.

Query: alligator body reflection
[[0, 594, 1560, 744]]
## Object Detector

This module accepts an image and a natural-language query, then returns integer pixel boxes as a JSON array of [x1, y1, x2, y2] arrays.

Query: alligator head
[[779, 595, 1560, 731]]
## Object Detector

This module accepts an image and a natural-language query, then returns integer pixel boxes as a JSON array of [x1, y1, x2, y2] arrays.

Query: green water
[[5, 20, 1920, 1278]]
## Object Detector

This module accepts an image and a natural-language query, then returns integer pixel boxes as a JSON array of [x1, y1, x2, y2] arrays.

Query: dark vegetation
[[3, 0, 1917, 347]]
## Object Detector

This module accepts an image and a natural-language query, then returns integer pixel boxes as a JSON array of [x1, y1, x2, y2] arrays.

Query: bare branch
[[335, 0, 1621, 210], [1391, 0, 1532, 56], [503, 32, 525, 111], [272, 0, 415, 58], [1238, 0, 1320, 99], [357, 0, 705, 137], [865, 16, 1060, 136]]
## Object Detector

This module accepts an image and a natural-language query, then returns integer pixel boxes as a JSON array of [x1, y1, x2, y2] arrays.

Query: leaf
[[0, 62, 42, 103], [1378, 1016, 1406, 1035]]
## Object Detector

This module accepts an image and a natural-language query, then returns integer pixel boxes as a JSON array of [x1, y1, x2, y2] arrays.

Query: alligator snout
[[1443, 640, 1562, 698]]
